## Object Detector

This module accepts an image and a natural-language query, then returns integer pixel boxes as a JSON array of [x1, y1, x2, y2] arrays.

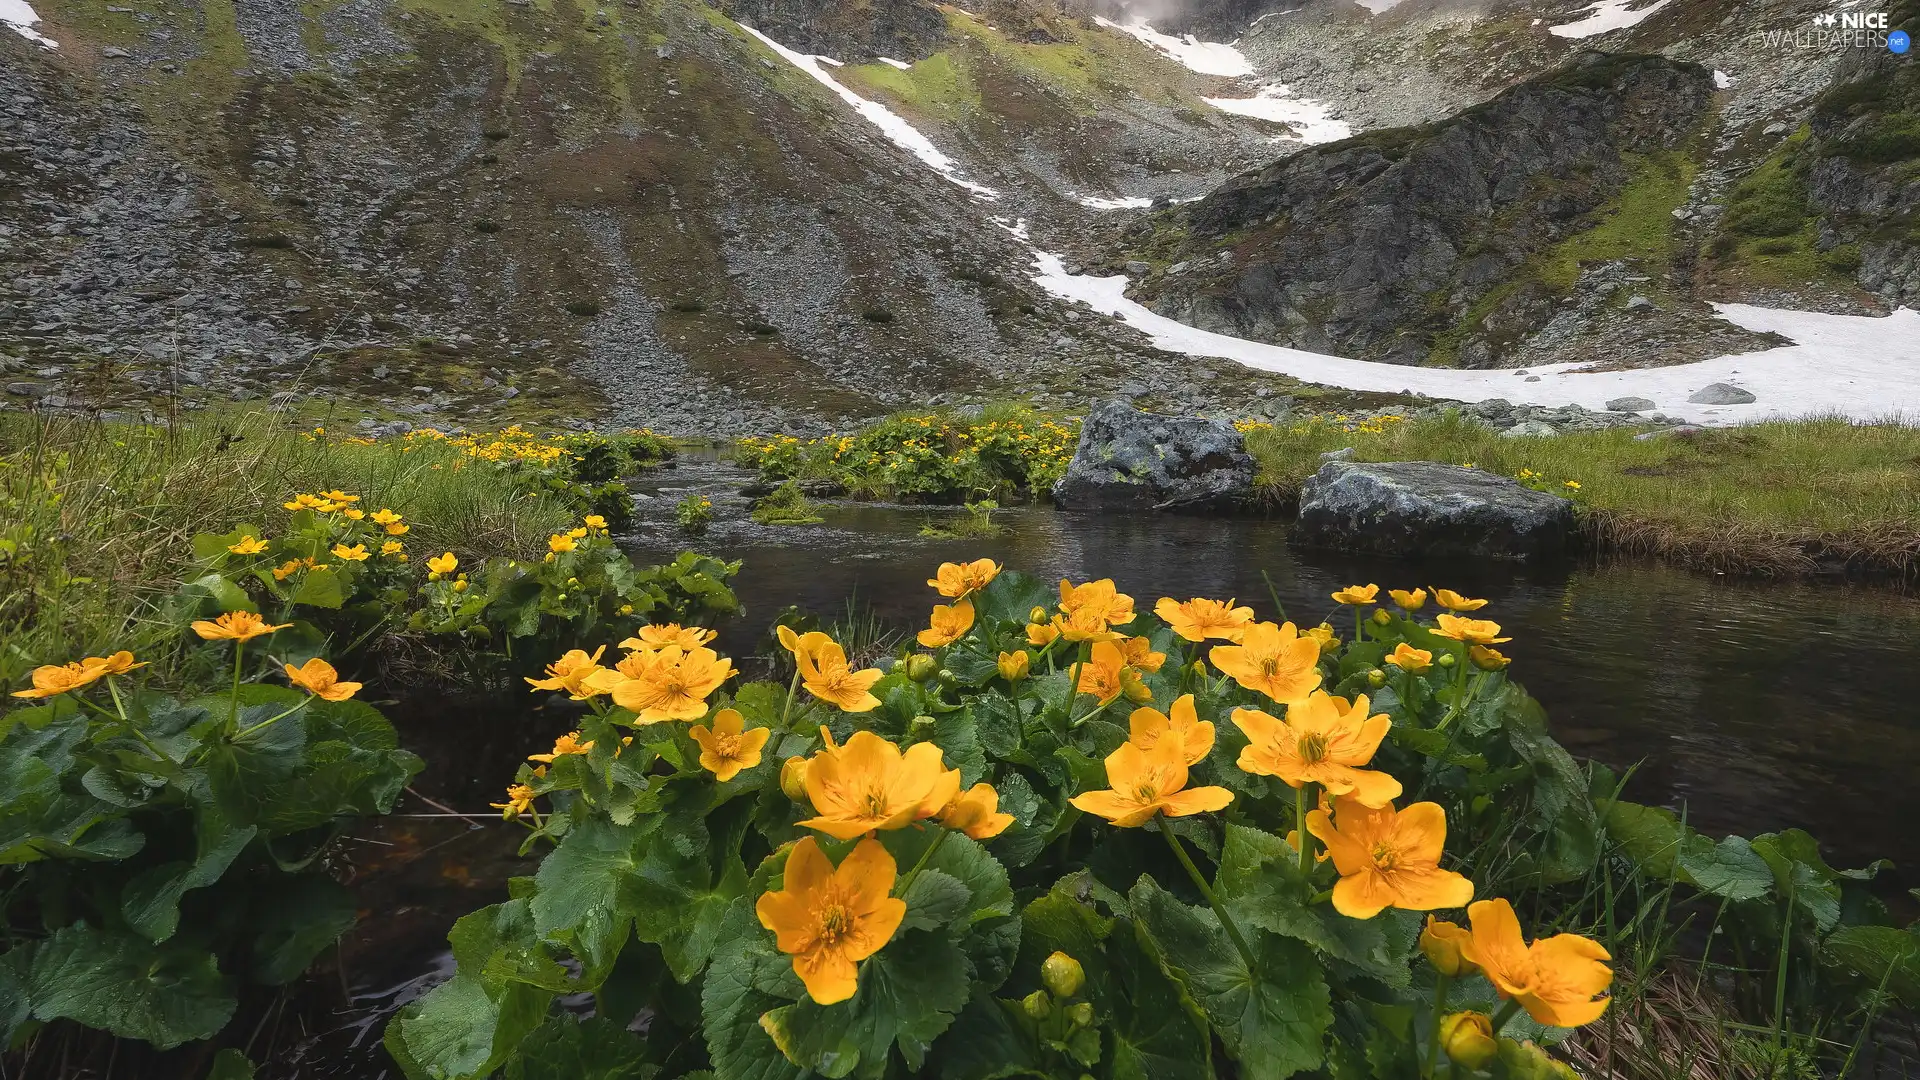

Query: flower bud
[[1438, 1012, 1497, 1069], [1469, 645, 1511, 671], [1419, 917, 1478, 977], [910, 714, 938, 733], [779, 757, 810, 802], [1366, 668, 1387, 688], [1029, 605, 1051, 624], [1121, 669, 1153, 703], [998, 650, 1031, 682], [906, 653, 939, 682], [937, 668, 956, 684], [1371, 608, 1393, 626], [1041, 951, 1085, 998], [1022, 990, 1051, 1020], [1437, 652, 1457, 668], [1190, 658, 1207, 676], [1067, 1002, 1094, 1027]]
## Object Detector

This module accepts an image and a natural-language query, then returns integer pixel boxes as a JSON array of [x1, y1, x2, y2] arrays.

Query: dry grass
[[1242, 413, 1920, 579], [1562, 965, 1763, 1080]]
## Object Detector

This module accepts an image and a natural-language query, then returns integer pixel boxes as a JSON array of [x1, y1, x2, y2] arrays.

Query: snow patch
[[1073, 194, 1156, 210], [1204, 85, 1352, 145], [1714, 69, 1735, 89], [877, 57, 913, 70], [738, 24, 999, 200], [1094, 16, 1254, 77], [1, 0, 56, 47], [1028, 250, 1920, 423], [993, 216, 1031, 241], [1548, 0, 1670, 39], [1250, 7, 1302, 24], [1356, 0, 1409, 11]]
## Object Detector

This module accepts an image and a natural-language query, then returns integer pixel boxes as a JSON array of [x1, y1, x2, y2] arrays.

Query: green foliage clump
[[751, 481, 825, 526], [739, 405, 1080, 503], [920, 499, 1006, 539], [677, 493, 716, 535]]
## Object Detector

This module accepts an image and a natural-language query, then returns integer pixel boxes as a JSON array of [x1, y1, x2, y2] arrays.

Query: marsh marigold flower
[[1233, 691, 1401, 806], [83, 651, 146, 677], [1055, 578, 1135, 641], [1153, 596, 1256, 642], [192, 610, 291, 642], [283, 658, 361, 701], [927, 558, 1001, 598], [997, 650, 1030, 682], [1331, 584, 1379, 605], [1305, 623, 1340, 655], [1026, 620, 1060, 647], [381, 540, 405, 556], [1074, 640, 1129, 705], [777, 626, 884, 713], [598, 645, 735, 722], [798, 730, 960, 839], [939, 782, 1015, 839], [332, 543, 370, 562], [1389, 588, 1427, 612], [1384, 643, 1433, 673], [756, 836, 906, 1005], [1462, 898, 1613, 1028], [1209, 621, 1322, 703], [529, 730, 595, 764], [1421, 916, 1478, 977], [1431, 589, 1488, 612], [427, 552, 458, 579], [492, 783, 537, 819], [1128, 694, 1214, 765], [227, 535, 269, 556], [917, 599, 975, 648], [1434, 614, 1511, 645], [584, 514, 608, 530], [1307, 794, 1474, 919], [12, 660, 109, 699], [1469, 645, 1511, 671], [370, 509, 402, 526], [1118, 635, 1165, 673], [525, 646, 607, 699], [690, 708, 770, 782], [1070, 739, 1233, 828], [283, 493, 326, 511], [319, 489, 359, 504], [548, 533, 577, 555], [1438, 1012, 1498, 1069], [621, 624, 718, 651]]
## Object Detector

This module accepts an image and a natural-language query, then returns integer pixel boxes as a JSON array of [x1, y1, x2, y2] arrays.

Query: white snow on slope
[[1714, 69, 1734, 89], [1074, 194, 1156, 210], [1204, 85, 1352, 144], [1093, 16, 1254, 77], [1, 0, 55, 47], [1030, 252, 1920, 423], [1357, 0, 1409, 11], [878, 57, 913, 70], [738, 24, 999, 199], [1549, 0, 1670, 39]]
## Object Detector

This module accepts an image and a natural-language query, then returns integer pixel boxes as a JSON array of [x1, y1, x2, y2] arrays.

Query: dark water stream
[[270, 455, 1920, 1076]]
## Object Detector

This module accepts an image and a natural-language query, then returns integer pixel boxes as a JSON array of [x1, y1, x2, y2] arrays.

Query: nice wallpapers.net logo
[[1752, 9, 1910, 52]]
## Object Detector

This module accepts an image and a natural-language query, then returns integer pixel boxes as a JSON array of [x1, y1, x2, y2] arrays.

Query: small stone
[[1687, 383, 1756, 405], [1625, 295, 1654, 312], [1606, 396, 1656, 412], [1500, 420, 1558, 438], [101, 46, 130, 58]]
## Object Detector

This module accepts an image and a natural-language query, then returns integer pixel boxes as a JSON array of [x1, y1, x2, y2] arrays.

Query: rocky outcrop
[[1801, 48, 1920, 309], [719, 0, 948, 60], [1053, 402, 1254, 512], [1295, 460, 1575, 559]]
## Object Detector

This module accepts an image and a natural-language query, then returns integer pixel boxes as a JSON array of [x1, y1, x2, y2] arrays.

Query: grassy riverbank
[[1241, 413, 1920, 579]]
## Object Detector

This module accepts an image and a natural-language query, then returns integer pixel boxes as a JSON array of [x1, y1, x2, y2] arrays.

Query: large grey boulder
[[1052, 403, 1254, 512], [1687, 382, 1755, 405], [1296, 460, 1575, 559]]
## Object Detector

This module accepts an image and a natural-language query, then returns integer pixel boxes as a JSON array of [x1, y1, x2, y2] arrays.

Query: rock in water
[[1053, 403, 1254, 512], [1296, 461, 1574, 559], [1687, 383, 1756, 405]]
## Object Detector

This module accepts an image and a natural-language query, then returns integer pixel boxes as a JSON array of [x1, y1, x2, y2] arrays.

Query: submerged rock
[[1296, 460, 1574, 559], [1053, 402, 1254, 512]]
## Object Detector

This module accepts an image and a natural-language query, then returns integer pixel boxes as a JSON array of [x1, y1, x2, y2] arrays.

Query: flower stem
[[1422, 972, 1453, 1080], [896, 826, 951, 899], [228, 639, 247, 732], [1157, 814, 1259, 974], [1295, 782, 1316, 877], [777, 666, 803, 732], [232, 698, 310, 743], [1063, 641, 1089, 714], [1488, 998, 1524, 1035]]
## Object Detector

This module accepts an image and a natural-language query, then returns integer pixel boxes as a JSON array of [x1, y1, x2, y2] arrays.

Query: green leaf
[[27, 925, 235, 1050], [767, 929, 973, 1078], [975, 571, 1053, 629], [388, 973, 553, 1080], [971, 692, 1022, 759], [122, 807, 258, 942], [503, 1015, 657, 1080], [1132, 879, 1331, 1080], [630, 810, 748, 984], [1602, 800, 1691, 879], [1822, 925, 1920, 1008], [944, 641, 1003, 688], [936, 999, 1049, 1080], [248, 874, 360, 985], [901, 869, 974, 931], [1216, 824, 1411, 988], [182, 571, 255, 614], [1107, 920, 1213, 1080], [207, 1048, 256, 1080], [291, 565, 349, 609], [1677, 836, 1775, 902], [701, 899, 808, 1080]]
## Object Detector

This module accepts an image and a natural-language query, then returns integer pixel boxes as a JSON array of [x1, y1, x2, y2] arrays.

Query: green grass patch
[[1536, 149, 1696, 293], [839, 52, 981, 119]]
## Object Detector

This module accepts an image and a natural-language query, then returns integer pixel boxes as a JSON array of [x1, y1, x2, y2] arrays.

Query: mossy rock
[[564, 300, 603, 317], [472, 218, 501, 234], [860, 309, 895, 324]]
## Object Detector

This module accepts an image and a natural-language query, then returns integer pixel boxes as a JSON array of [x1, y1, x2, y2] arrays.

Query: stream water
[[269, 455, 1920, 1076]]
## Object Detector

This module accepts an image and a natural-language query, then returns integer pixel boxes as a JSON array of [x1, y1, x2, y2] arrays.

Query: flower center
[[711, 733, 741, 758], [1132, 782, 1162, 803], [864, 791, 891, 818], [1369, 842, 1400, 872], [818, 904, 853, 944], [1297, 732, 1330, 765], [1260, 657, 1280, 676]]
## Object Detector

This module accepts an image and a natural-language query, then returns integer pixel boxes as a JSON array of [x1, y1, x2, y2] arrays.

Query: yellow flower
[[1431, 589, 1489, 612], [11, 660, 111, 699], [1069, 739, 1233, 828], [491, 782, 537, 819], [1564, 480, 1581, 491], [1469, 645, 1511, 671], [1305, 623, 1341, 655], [548, 533, 577, 554], [227, 535, 269, 556], [381, 540, 405, 556], [1433, 614, 1511, 645], [342, 508, 365, 520], [82, 651, 147, 677], [1384, 643, 1434, 673], [1389, 588, 1427, 612], [1118, 635, 1165, 673], [1074, 640, 1129, 705], [927, 558, 1001, 598], [1462, 898, 1613, 1028], [528, 730, 596, 764], [270, 559, 304, 581], [1438, 1012, 1498, 1068], [192, 610, 292, 642], [453, 578, 469, 592], [385, 522, 410, 536], [1026, 621, 1060, 647], [525, 646, 609, 699], [1153, 597, 1256, 642], [618, 624, 716, 653], [319, 489, 360, 504], [1306, 795, 1474, 919], [370, 508, 403, 525], [1232, 691, 1400, 806], [584, 514, 608, 530], [997, 650, 1030, 681], [798, 730, 959, 839], [939, 782, 1015, 839], [1055, 578, 1136, 641], [427, 551, 458, 579], [283, 493, 326, 511], [1127, 694, 1214, 765], [598, 645, 736, 722], [917, 599, 976, 648], [777, 626, 884, 713], [1331, 584, 1379, 605], [1421, 916, 1478, 977], [283, 658, 361, 701], [332, 543, 370, 562], [755, 836, 906, 1005], [1208, 621, 1323, 703], [690, 708, 770, 782]]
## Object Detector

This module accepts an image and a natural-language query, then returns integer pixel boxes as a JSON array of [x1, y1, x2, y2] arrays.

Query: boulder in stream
[[1053, 402, 1254, 512], [1296, 460, 1574, 559]]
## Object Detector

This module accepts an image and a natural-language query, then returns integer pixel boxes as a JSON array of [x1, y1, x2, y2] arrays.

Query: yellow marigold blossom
[[1307, 795, 1475, 919], [1209, 621, 1323, 703], [12, 660, 111, 698], [381, 540, 405, 556], [1026, 621, 1060, 647], [997, 650, 1030, 681], [1421, 916, 1478, 977], [83, 651, 147, 677], [1469, 645, 1511, 671], [1118, 635, 1165, 673], [1153, 597, 1256, 642], [283, 658, 361, 702], [1433, 614, 1511, 645], [1074, 640, 1129, 705], [548, 533, 577, 555], [917, 599, 975, 648], [599, 645, 735, 722], [1331, 584, 1379, 605], [1233, 691, 1401, 806], [798, 730, 959, 839], [271, 559, 304, 581], [343, 508, 365, 520], [1128, 694, 1214, 765], [1438, 1012, 1498, 1069], [1563, 480, 1581, 490], [529, 730, 596, 764], [777, 626, 884, 713], [1055, 578, 1135, 640], [1069, 739, 1233, 828], [756, 836, 906, 1005], [621, 624, 719, 651], [525, 646, 608, 699], [927, 558, 1001, 598], [283, 493, 324, 511], [427, 552, 458, 579], [690, 708, 770, 782], [319, 489, 359, 504], [192, 610, 291, 642], [584, 514, 607, 530], [1384, 643, 1434, 673], [1305, 623, 1340, 655], [227, 535, 270, 556], [1462, 898, 1613, 1028], [453, 578, 469, 592], [1389, 588, 1427, 612], [385, 522, 409, 536], [492, 783, 537, 819], [1431, 589, 1489, 612], [370, 508, 402, 525], [332, 543, 370, 562], [939, 782, 1015, 839]]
